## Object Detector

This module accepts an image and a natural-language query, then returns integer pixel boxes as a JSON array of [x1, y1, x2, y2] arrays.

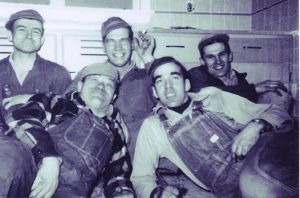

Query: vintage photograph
[[0, 0, 298, 197]]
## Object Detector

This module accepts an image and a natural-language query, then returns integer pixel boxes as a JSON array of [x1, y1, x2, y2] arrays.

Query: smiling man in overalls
[[131, 56, 298, 198], [0, 62, 135, 198]]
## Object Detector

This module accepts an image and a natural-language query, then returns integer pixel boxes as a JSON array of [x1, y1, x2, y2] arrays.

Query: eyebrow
[[153, 71, 182, 82], [15, 25, 43, 31], [170, 71, 182, 76]]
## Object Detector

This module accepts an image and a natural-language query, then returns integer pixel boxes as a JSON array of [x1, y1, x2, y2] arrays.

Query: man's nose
[[165, 79, 173, 88], [115, 41, 123, 49], [96, 82, 105, 90], [26, 31, 32, 39], [215, 56, 222, 63]]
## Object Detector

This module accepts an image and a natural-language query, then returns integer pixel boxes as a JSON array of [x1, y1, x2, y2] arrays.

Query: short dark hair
[[198, 34, 231, 58], [148, 56, 188, 84]]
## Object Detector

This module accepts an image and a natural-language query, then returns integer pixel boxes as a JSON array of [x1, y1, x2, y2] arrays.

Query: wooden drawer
[[229, 37, 292, 63]]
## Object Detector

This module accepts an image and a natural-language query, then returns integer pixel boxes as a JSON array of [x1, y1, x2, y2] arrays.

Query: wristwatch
[[251, 119, 273, 133]]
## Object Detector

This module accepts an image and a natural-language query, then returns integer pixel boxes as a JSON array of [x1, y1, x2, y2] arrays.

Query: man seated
[[131, 56, 298, 198], [188, 33, 291, 111], [0, 63, 135, 198]]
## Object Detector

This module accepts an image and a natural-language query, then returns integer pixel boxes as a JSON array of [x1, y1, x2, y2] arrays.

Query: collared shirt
[[5, 91, 134, 197], [131, 88, 292, 198], [0, 55, 71, 102]]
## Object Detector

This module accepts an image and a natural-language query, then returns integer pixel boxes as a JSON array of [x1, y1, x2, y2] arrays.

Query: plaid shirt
[[5, 91, 134, 197]]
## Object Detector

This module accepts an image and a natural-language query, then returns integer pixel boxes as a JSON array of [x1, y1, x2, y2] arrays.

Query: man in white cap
[[0, 63, 135, 198], [0, 9, 71, 109]]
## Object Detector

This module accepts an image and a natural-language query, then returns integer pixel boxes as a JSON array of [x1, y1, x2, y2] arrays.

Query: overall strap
[[156, 101, 205, 131]]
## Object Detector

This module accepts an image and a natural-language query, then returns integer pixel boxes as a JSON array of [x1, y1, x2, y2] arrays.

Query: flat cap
[[5, 9, 44, 31], [78, 62, 120, 83], [101, 17, 131, 39], [198, 33, 229, 50]]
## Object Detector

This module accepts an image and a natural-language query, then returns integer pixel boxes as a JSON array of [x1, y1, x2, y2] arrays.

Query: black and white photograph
[[0, 0, 298, 197]]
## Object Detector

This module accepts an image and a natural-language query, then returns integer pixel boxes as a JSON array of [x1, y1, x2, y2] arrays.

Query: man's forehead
[[13, 18, 43, 28], [153, 63, 181, 76], [203, 42, 226, 53], [106, 28, 130, 39]]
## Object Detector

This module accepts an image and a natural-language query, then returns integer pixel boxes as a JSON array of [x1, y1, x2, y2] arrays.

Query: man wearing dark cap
[[188, 33, 290, 110], [0, 63, 135, 197], [0, 9, 71, 109], [131, 56, 298, 198], [66, 16, 155, 158]]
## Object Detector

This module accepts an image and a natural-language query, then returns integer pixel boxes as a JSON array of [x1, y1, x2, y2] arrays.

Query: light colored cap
[[79, 62, 120, 83]]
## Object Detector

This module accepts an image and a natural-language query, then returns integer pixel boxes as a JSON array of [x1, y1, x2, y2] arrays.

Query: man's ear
[[185, 79, 191, 92], [229, 52, 233, 62], [77, 81, 83, 92], [40, 35, 45, 46], [7, 31, 13, 42], [200, 58, 205, 65], [152, 86, 159, 99]]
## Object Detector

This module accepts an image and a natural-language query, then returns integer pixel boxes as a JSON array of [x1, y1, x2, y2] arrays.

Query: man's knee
[[239, 159, 298, 198]]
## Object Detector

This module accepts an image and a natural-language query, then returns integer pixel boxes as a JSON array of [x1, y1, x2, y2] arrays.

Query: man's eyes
[[155, 79, 163, 84]]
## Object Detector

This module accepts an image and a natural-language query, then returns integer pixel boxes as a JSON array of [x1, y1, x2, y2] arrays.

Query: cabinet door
[[150, 31, 292, 84], [150, 32, 203, 69], [62, 34, 107, 78]]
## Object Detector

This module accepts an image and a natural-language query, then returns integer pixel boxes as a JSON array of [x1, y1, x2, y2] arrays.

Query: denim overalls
[[156, 101, 246, 197], [48, 110, 115, 196]]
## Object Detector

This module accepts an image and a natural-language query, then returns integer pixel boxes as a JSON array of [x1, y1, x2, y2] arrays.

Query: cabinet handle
[[243, 46, 262, 49], [166, 45, 185, 48]]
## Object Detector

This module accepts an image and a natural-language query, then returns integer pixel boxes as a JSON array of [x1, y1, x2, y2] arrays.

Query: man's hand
[[3, 94, 32, 109], [151, 185, 186, 198], [113, 190, 135, 198], [231, 121, 263, 158], [30, 157, 62, 198], [255, 80, 288, 96], [160, 186, 181, 198], [133, 31, 155, 66]]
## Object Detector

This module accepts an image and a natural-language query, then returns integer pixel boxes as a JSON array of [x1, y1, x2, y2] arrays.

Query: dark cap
[[101, 17, 131, 39], [5, 9, 44, 31]]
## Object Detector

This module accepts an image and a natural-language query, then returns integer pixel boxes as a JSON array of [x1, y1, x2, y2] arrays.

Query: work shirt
[[131, 88, 291, 197], [0, 55, 71, 102]]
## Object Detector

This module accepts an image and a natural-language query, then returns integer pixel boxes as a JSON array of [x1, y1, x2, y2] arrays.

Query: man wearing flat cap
[[0, 63, 135, 197], [188, 33, 290, 111], [0, 9, 71, 109], [66, 16, 156, 158]]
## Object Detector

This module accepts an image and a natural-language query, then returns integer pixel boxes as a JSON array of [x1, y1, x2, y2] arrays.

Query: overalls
[[48, 109, 115, 197], [156, 101, 298, 198]]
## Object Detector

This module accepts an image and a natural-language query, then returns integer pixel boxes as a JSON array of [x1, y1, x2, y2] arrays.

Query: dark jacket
[[188, 65, 258, 103]]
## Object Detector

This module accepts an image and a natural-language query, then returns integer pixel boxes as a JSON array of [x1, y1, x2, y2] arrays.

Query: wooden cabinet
[[148, 30, 293, 85]]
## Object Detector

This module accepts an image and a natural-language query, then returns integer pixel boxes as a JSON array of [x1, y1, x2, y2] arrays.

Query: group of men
[[0, 9, 298, 198]]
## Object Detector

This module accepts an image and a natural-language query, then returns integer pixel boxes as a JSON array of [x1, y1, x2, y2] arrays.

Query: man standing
[[131, 56, 297, 198], [0, 9, 71, 106], [188, 34, 290, 110], [0, 63, 135, 198], [66, 17, 155, 157]]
